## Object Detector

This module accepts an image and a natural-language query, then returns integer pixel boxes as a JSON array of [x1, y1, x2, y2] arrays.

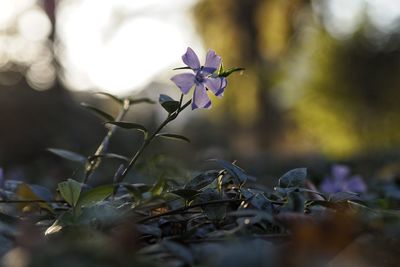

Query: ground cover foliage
[[0, 48, 399, 267]]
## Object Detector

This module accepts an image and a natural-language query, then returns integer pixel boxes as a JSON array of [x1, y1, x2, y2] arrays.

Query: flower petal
[[182, 47, 200, 70], [320, 177, 337, 193], [204, 77, 227, 97], [203, 49, 221, 74], [332, 164, 350, 182], [192, 84, 211, 109], [171, 73, 195, 94], [345, 175, 367, 193]]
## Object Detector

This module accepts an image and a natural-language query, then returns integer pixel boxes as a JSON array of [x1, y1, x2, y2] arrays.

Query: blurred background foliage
[[194, 0, 400, 157], [1, 0, 400, 183]]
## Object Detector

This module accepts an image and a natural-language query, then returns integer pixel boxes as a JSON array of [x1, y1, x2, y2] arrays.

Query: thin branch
[[135, 198, 243, 223], [119, 98, 192, 181], [0, 199, 66, 204], [84, 98, 131, 183]]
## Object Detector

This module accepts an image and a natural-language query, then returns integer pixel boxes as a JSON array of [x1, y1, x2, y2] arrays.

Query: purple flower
[[320, 164, 367, 194], [171, 47, 227, 109], [0, 167, 3, 188]]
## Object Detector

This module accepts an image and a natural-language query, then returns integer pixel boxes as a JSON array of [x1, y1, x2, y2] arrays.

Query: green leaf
[[278, 168, 307, 188], [306, 200, 339, 209], [204, 204, 227, 221], [211, 159, 248, 183], [298, 188, 327, 200], [81, 102, 115, 122], [155, 133, 190, 143], [159, 94, 175, 102], [172, 66, 191, 70], [47, 148, 86, 164], [218, 67, 245, 77], [250, 193, 271, 210], [185, 170, 219, 190], [329, 191, 360, 202], [123, 183, 149, 201], [217, 63, 224, 75], [58, 179, 82, 207], [105, 121, 148, 135], [88, 153, 129, 163], [170, 189, 200, 200], [150, 178, 166, 196], [45, 219, 63, 235], [192, 188, 226, 221], [16, 183, 54, 212], [128, 97, 156, 105], [274, 186, 294, 196], [240, 188, 256, 200], [96, 92, 123, 104], [77, 185, 113, 207], [240, 189, 271, 210], [45, 210, 79, 235], [159, 94, 180, 113]]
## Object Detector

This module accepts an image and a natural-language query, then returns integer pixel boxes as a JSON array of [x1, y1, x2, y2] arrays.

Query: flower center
[[195, 69, 207, 84]]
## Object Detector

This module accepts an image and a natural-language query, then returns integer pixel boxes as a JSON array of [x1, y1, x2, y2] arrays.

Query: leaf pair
[[278, 168, 307, 188], [81, 94, 155, 122], [48, 148, 129, 165], [105, 121, 190, 143], [159, 94, 180, 114], [170, 171, 220, 200], [95, 92, 181, 117], [96, 92, 155, 105], [105, 121, 148, 136], [218, 64, 244, 77], [58, 179, 113, 209], [192, 188, 227, 221], [211, 159, 249, 184]]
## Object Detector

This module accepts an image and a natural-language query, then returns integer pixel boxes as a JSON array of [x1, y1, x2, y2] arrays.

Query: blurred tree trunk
[[194, 0, 310, 152]]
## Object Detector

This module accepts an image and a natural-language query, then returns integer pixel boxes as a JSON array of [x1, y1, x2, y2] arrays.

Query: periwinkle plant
[[43, 47, 243, 225], [111, 48, 241, 184], [49, 47, 243, 185], [320, 164, 367, 194]]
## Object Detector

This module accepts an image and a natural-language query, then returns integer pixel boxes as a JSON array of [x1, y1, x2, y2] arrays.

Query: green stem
[[118, 96, 191, 181], [84, 99, 131, 184]]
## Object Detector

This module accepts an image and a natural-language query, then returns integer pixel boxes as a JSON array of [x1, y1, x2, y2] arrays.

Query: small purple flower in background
[[171, 47, 227, 109], [0, 167, 3, 188], [320, 164, 367, 194]]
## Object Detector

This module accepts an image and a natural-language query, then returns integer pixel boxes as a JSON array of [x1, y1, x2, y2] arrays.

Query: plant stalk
[[118, 97, 191, 181], [84, 98, 131, 183]]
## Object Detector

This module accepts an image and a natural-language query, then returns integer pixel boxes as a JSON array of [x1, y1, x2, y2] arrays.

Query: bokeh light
[[56, 0, 202, 94], [18, 7, 51, 42]]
